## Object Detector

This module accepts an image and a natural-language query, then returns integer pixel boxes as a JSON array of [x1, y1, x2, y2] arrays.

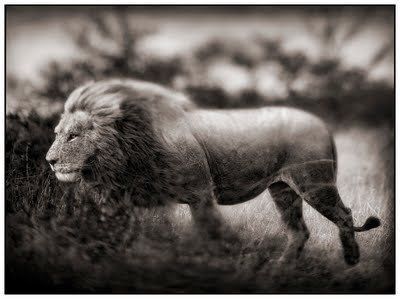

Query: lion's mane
[[65, 79, 192, 205]]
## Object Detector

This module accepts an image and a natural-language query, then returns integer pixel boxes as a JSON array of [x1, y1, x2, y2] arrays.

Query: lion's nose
[[46, 156, 58, 167], [46, 147, 59, 170], [48, 159, 57, 166]]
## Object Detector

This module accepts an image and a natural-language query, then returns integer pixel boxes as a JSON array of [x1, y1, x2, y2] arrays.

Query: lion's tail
[[354, 216, 381, 232]]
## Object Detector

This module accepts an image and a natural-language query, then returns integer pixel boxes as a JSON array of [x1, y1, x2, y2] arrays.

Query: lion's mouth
[[55, 171, 80, 182], [51, 164, 81, 182]]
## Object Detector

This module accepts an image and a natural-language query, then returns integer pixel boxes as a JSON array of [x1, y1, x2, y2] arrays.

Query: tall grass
[[6, 125, 394, 293]]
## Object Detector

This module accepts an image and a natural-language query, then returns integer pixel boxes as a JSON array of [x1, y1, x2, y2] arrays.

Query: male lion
[[46, 79, 380, 265]]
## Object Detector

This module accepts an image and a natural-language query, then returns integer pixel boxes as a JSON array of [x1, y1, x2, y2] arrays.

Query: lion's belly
[[213, 175, 274, 205], [205, 147, 283, 205]]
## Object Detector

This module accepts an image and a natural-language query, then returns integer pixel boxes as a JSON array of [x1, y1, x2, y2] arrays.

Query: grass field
[[5, 114, 394, 293]]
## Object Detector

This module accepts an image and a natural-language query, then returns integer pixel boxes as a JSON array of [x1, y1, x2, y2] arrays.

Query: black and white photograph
[[5, 5, 395, 294]]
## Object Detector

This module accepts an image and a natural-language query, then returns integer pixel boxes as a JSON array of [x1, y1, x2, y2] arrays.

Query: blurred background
[[5, 5, 395, 294], [6, 5, 394, 126]]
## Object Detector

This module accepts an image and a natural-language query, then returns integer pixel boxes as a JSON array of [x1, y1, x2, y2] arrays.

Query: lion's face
[[46, 110, 98, 183]]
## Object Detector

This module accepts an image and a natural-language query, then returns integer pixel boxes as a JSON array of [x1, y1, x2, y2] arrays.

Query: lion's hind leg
[[301, 185, 360, 265], [286, 160, 362, 265], [269, 181, 310, 263]]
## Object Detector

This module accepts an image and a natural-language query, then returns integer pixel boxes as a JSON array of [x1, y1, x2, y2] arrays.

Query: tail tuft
[[354, 216, 381, 232]]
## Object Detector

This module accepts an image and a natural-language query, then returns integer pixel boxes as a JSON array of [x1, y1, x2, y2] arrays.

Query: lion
[[46, 79, 380, 265]]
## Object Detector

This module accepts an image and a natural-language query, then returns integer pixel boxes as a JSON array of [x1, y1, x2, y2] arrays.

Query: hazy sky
[[6, 6, 394, 83]]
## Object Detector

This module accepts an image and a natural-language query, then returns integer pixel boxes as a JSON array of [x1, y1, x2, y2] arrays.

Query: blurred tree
[[304, 6, 370, 60]]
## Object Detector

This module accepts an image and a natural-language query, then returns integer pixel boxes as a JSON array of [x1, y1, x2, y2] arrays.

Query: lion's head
[[46, 109, 96, 182], [46, 81, 129, 184], [46, 79, 184, 203]]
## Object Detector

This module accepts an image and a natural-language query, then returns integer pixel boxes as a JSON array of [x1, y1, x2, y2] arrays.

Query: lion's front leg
[[189, 196, 241, 254], [189, 197, 225, 239]]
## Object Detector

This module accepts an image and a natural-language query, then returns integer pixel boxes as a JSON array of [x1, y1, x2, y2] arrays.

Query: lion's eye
[[68, 134, 79, 142]]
